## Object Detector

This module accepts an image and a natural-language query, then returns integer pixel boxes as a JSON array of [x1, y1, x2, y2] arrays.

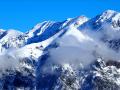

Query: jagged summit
[[79, 10, 120, 31]]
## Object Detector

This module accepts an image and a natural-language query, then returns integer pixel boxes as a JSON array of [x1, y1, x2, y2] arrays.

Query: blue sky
[[0, 0, 119, 32]]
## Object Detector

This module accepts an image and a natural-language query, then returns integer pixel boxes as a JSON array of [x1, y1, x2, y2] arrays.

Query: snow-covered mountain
[[0, 10, 120, 90]]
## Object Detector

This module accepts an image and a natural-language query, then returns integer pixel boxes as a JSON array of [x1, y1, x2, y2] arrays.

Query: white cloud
[[0, 48, 19, 73], [47, 24, 120, 69]]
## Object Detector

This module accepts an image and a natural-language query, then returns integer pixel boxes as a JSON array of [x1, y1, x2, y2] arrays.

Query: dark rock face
[[35, 55, 120, 90], [1, 59, 120, 90], [0, 57, 36, 90], [106, 60, 120, 68], [108, 39, 120, 51], [1, 71, 35, 90]]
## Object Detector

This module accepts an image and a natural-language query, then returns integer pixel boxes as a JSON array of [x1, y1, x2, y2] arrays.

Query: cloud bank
[[47, 25, 120, 69]]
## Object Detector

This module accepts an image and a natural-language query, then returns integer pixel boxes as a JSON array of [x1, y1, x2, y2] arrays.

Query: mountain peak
[[75, 15, 88, 20], [80, 10, 120, 30], [66, 15, 89, 28], [97, 10, 118, 22], [75, 15, 88, 24], [104, 10, 117, 14], [0, 29, 5, 32]]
